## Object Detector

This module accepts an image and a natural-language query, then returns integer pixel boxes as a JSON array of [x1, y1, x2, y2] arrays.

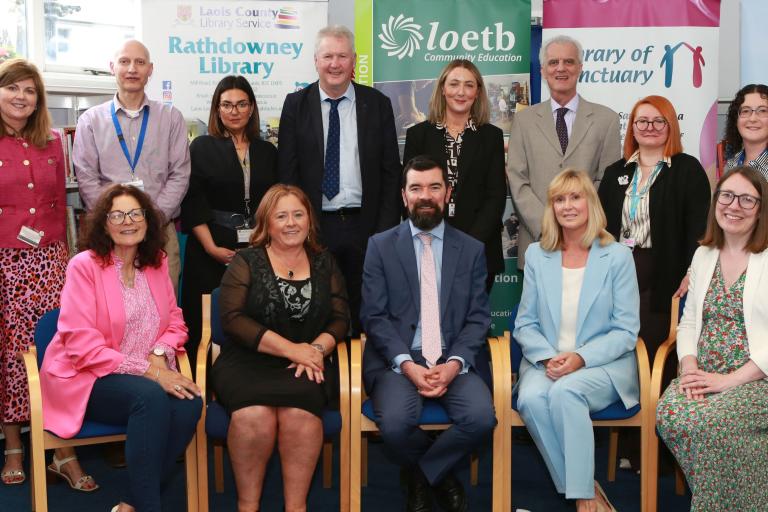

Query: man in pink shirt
[[72, 40, 190, 293]]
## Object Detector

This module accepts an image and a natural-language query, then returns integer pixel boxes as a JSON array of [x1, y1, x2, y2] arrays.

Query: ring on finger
[[174, 384, 182, 392]]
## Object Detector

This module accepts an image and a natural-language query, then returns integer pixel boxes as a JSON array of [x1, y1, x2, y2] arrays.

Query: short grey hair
[[315, 25, 355, 55], [539, 35, 583, 66]]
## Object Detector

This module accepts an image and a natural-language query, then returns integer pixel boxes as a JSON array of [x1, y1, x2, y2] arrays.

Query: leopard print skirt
[[0, 241, 67, 423]]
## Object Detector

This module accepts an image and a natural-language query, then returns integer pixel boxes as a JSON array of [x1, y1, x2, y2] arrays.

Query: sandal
[[594, 481, 617, 512], [2, 448, 25, 485], [47, 455, 99, 492]]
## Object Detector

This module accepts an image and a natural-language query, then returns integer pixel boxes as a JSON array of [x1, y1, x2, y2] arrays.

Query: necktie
[[556, 107, 569, 155], [323, 96, 345, 200], [417, 232, 442, 367]]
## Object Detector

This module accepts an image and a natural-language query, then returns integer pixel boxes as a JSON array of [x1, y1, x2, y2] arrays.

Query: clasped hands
[[286, 339, 326, 383], [543, 352, 585, 380], [402, 360, 462, 398], [677, 356, 731, 400]]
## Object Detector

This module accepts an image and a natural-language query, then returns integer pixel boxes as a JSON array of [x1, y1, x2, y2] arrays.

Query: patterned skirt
[[0, 242, 68, 423]]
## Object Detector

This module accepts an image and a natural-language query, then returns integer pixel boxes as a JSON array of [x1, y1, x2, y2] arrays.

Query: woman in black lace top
[[212, 184, 349, 512]]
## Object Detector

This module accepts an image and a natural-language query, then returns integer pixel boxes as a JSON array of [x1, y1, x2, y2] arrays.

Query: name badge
[[621, 237, 636, 250], [17, 226, 43, 248], [237, 228, 254, 244], [122, 179, 145, 191]]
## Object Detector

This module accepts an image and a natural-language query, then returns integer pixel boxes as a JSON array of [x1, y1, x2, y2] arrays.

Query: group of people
[[0, 20, 765, 512]]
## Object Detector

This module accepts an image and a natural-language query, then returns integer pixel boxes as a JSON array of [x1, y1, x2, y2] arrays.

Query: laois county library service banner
[[543, 0, 721, 178], [354, 0, 531, 335], [142, 0, 328, 135]]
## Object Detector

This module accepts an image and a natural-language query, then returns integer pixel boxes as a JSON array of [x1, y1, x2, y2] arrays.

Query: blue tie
[[323, 97, 345, 200]]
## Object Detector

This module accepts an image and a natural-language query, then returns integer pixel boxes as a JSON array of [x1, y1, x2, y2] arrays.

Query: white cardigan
[[678, 245, 768, 375]]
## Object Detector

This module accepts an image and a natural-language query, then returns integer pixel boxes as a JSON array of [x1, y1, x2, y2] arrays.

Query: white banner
[[141, 1, 328, 133]]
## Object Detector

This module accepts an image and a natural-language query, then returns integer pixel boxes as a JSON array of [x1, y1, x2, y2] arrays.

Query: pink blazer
[[40, 250, 187, 438]]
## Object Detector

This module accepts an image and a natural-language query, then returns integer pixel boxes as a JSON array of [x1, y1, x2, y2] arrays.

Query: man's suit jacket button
[[410, 324, 416, 330]]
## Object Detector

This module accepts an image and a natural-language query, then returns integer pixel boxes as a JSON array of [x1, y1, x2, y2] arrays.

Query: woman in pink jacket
[[41, 185, 201, 512]]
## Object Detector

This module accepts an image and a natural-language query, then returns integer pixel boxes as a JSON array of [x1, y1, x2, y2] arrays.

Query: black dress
[[211, 246, 349, 417], [180, 135, 278, 371]]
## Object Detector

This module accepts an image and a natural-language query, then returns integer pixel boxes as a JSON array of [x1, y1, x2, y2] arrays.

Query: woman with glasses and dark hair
[[657, 166, 768, 511], [40, 184, 202, 512], [180, 75, 278, 371], [723, 84, 768, 179]]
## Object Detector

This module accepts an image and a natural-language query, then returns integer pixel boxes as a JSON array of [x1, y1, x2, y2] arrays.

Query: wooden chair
[[22, 309, 199, 512], [196, 291, 350, 512], [500, 305, 652, 512], [647, 296, 688, 511], [349, 335, 506, 512]]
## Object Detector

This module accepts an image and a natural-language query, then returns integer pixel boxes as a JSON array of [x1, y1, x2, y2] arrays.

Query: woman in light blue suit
[[514, 169, 640, 512]]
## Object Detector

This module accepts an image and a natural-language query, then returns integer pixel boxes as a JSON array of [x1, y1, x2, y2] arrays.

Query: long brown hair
[[428, 59, 490, 126], [79, 184, 167, 269], [206, 75, 261, 141], [623, 95, 683, 161], [249, 184, 322, 254], [0, 59, 52, 148], [700, 166, 768, 253]]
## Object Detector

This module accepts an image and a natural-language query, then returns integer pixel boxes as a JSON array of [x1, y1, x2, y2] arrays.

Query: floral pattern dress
[[657, 263, 768, 512]]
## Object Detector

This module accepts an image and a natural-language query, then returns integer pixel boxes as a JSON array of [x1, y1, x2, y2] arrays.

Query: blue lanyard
[[110, 102, 149, 175], [738, 149, 768, 166], [628, 161, 663, 221]]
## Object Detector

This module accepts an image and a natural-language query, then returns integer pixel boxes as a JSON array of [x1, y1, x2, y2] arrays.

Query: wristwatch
[[153, 347, 166, 357]]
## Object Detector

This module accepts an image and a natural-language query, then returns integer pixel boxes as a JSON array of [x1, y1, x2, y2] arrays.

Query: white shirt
[[557, 266, 585, 352], [550, 95, 580, 138], [319, 82, 362, 210]]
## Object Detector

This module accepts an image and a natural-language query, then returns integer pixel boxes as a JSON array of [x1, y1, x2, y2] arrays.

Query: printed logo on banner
[[175, 5, 193, 25], [275, 7, 300, 30], [660, 42, 706, 88], [379, 15, 423, 60], [163, 90, 173, 101], [162, 81, 172, 91]]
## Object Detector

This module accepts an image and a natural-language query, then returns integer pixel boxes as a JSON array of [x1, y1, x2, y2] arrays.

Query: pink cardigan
[[40, 250, 188, 438]]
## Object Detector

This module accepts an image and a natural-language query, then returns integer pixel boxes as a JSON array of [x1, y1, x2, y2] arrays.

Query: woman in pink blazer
[[41, 185, 201, 512]]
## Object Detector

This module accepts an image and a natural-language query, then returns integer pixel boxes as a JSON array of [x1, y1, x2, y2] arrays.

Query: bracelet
[[310, 343, 324, 354]]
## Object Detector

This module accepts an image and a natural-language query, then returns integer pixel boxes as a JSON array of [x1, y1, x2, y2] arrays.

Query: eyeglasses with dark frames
[[219, 101, 251, 114], [716, 190, 761, 210], [633, 118, 668, 131], [106, 208, 146, 225]]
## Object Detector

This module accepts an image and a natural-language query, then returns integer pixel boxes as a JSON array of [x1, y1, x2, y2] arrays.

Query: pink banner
[[543, 0, 720, 28]]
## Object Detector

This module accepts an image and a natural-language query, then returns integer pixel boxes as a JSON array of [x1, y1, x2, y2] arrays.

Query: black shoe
[[433, 473, 467, 512], [400, 466, 433, 512]]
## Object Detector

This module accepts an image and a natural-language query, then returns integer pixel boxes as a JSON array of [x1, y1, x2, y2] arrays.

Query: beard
[[408, 199, 445, 230]]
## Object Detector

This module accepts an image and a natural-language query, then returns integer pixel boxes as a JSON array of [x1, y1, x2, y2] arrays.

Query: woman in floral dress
[[657, 165, 768, 511]]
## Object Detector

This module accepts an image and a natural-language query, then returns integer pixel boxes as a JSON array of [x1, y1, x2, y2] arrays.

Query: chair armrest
[[19, 348, 42, 413], [486, 337, 506, 421], [497, 333, 513, 415], [350, 337, 363, 409], [336, 340, 349, 422], [196, 294, 213, 400], [650, 297, 681, 412]]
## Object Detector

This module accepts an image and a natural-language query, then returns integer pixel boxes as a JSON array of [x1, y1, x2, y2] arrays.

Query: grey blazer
[[506, 96, 621, 267]]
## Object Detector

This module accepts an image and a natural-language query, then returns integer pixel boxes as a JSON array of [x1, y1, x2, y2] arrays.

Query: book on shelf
[[53, 127, 77, 184]]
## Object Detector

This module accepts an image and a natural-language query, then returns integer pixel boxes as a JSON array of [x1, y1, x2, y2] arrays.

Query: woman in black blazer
[[180, 76, 278, 371], [403, 59, 506, 291]]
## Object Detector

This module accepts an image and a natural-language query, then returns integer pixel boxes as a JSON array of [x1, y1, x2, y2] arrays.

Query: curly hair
[[78, 184, 167, 269], [723, 84, 768, 157]]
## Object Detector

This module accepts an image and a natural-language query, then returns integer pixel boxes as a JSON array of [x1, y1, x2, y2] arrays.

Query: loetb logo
[[379, 15, 424, 60]]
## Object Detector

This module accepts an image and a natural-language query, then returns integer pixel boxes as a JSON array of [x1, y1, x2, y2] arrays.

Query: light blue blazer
[[514, 240, 641, 408]]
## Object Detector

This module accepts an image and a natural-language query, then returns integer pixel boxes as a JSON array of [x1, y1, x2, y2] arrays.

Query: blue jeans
[[84, 374, 202, 511]]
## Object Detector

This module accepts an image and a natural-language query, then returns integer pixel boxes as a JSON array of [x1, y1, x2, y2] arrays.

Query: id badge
[[17, 226, 43, 248], [621, 237, 636, 250], [237, 228, 254, 244], [123, 179, 145, 191]]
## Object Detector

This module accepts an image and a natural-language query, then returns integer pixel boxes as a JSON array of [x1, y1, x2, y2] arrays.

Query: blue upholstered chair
[[500, 304, 653, 512], [349, 336, 506, 512], [195, 290, 349, 512], [22, 309, 199, 512]]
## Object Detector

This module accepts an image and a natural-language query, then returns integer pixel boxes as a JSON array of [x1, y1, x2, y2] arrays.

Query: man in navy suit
[[278, 25, 401, 334], [361, 155, 496, 512]]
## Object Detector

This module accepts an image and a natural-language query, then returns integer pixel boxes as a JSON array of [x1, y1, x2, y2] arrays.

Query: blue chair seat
[[361, 398, 451, 425], [44, 421, 126, 440], [205, 400, 343, 441], [510, 394, 640, 421]]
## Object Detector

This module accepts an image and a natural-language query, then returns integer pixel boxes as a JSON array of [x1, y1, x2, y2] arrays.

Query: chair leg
[[361, 435, 368, 488], [29, 440, 47, 512], [470, 452, 478, 486], [606, 427, 619, 482], [675, 463, 686, 495], [213, 440, 225, 493], [197, 432, 210, 512], [322, 440, 333, 489], [185, 434, 199, 512]]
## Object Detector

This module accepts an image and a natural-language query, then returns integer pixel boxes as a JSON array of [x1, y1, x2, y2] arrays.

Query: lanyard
[[738, 149, 768, 166], [240, 146, 251, 222], [628, 161, 663, 222], [111, 102, 149, 176]]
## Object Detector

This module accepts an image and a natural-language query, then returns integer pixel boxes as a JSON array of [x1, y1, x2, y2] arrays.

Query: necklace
[[268, 246, 303, 279]]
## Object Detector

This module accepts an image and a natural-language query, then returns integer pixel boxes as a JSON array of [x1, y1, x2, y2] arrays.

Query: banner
[[741, 0, 768, 85], [543, 0, 721, 177], [355, 0, 531, 335], [142, 0, 328, 136]]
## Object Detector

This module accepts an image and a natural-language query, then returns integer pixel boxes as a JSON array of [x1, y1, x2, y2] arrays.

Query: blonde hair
[[427, 59, 490, 126], [249, 184, 322, 254], [540, 168, 613, 251], [0, 59, 52, 148]]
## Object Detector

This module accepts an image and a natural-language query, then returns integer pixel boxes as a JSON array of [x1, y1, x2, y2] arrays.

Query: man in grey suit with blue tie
[[507, 35, 621, 269], [361, 156, 496, 512]]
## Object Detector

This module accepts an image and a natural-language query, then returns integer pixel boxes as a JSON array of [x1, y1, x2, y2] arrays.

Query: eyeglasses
[[716, 190, 761, 210], [738, 106, 768, 119], [106, 208, 146, 225], [633, 118, 668, 131], [219, 101, 251, 114]]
